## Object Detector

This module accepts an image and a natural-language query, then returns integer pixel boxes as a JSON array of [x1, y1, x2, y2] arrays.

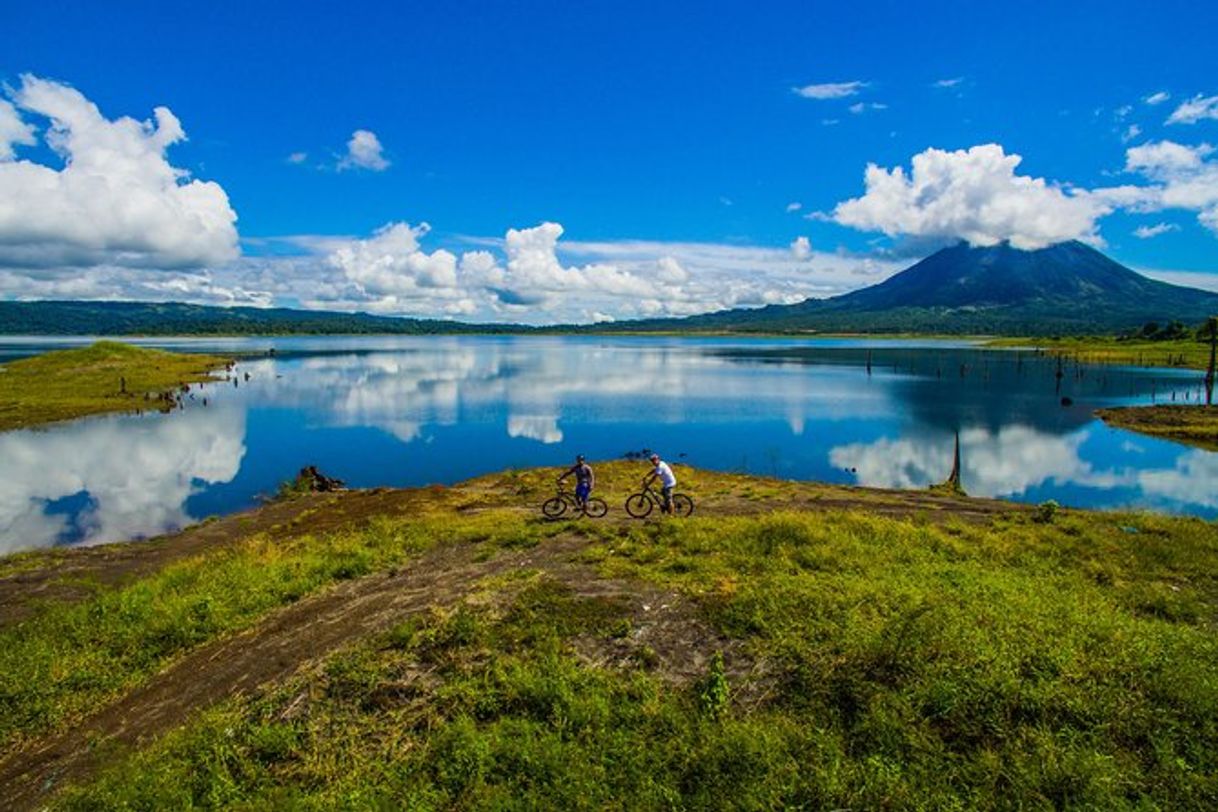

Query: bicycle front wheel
[[671, 494, 694, 517], [625, 493, 653, 518], [542, 497, 568, 519], [582, 498, 608, 518]]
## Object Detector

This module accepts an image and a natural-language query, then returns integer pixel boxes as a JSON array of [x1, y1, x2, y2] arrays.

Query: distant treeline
[[1, 300, 1215, 339], [0, 301, 527, 336]]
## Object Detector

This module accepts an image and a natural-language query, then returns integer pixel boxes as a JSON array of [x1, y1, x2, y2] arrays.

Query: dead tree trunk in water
[[1206, 316, 1216, 407], [938, 431, 965, 495]]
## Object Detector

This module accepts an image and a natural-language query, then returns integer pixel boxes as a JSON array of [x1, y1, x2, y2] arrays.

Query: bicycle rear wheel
[[582, 498, 608, 518], [625, 493, 653, 518], [671, 494, 694, 517], [542, 497, 568, 519]]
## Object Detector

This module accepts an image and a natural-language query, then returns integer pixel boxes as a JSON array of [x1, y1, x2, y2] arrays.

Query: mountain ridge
[[610, 241, 1218, 335]]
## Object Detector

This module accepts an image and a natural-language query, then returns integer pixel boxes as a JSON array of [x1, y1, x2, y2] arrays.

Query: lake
[[0, 335, 1213, 554]]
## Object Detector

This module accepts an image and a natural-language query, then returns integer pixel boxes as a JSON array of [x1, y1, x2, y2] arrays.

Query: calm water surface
[[0, 335, 1213, 553]]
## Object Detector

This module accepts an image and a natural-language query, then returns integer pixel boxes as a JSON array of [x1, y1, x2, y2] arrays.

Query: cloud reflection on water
[[1, 336, 1214, 553], [0, 404, 245, 553]]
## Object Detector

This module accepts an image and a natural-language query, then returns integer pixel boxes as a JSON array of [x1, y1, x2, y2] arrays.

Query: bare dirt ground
[[0, 466, 1025, 808]]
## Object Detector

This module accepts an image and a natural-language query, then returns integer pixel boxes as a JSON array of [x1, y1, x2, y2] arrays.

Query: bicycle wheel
[[542, 496, 568, 519], [625, 493, 653, 518], [671, 494, 694, 517], [582, 498, 608, 518]]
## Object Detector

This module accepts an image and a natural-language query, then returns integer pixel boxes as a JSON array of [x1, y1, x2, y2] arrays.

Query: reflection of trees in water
[[714, 346, 1198, 435], [0, 405, 246, 553]]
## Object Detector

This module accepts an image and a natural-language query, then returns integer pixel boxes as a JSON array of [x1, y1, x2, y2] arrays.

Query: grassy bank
[[989, 335, 1214, 371], [2, 464, 1217, 809], [0, 341, 230, 431], [1098, 405, 1218, 451]]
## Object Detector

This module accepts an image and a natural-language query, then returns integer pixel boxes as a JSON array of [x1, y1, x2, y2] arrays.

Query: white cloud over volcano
[[831, 144, 1113, 250], [831, 139, 1218, 247]]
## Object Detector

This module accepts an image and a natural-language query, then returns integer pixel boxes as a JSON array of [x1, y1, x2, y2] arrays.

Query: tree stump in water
[[1205, 316, 1216, 407], [933, 431, 967, 496]]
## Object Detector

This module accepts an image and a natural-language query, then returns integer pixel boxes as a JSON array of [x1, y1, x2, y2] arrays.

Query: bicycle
[[541, 488, 608, 519], [624, 484, 694, 518]]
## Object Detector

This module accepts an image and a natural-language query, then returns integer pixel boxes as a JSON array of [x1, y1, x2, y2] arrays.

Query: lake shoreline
[[0, 342, 232, 432], [1096, 404, 1218, 451]]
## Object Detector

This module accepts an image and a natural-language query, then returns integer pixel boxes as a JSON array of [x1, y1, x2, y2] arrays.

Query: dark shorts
[[576, 482, 592, 501], [661, 485, 674, 505]]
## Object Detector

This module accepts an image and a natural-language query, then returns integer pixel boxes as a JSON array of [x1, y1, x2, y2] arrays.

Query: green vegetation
[[0, 511, 539, 757], [0, 301, 525, 336], [989, 334, 1214, 371], [2, 464, 1216, 809], [1097, 406, 1218, 451], [0, 341, 230, 431]]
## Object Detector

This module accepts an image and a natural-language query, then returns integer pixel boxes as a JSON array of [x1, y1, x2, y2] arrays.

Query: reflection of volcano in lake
[[713, 346, 1199, 435]]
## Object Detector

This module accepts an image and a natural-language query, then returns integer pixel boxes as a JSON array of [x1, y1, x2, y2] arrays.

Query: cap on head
[[576, 454, 585, 462], [649, 453, 660, 461]]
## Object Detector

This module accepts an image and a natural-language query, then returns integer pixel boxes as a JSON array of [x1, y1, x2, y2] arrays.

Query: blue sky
[[2, 0, 1217, 321]]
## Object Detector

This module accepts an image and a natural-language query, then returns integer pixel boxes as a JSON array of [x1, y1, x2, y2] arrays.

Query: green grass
[[41, 504, 1218, 810], [989, 335, 1215, 371], [0, 341, 230, 431], [0, 510, 546, 757], [1097, 405, 1218, 451]]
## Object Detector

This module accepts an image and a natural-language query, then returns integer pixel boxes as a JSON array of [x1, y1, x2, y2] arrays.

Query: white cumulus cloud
[[323, 222, 476, 315], [792, 81, 867, 100], [0, 75, 239, 270], [1145, 91, 1171, 106], [849, 102, 887, 115], [1133, 222, 1179, 239], [1121, 140, 1218, 234], [0, 98, 36, 160], [831, 143, 1112, 249], [1166, 94, 1218, 125], [338, 129, 389, 171], [790, 236, 812, 260]]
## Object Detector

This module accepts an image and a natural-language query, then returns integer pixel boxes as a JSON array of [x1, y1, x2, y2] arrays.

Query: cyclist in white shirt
[[644, 453, 677, 514]]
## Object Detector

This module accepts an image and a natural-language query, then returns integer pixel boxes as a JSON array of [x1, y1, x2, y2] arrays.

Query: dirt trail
[[0, 535, 585, 809]]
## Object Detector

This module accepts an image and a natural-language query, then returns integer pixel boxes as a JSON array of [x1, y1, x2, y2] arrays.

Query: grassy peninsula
[[0, 341, 230, 431], [988, 335, 1214, 370], [1097, 405, 1218, 451], [1, 463, 1215, 810]]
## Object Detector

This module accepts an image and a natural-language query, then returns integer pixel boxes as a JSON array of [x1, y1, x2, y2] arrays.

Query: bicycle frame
[[639, 484, 667, 507]]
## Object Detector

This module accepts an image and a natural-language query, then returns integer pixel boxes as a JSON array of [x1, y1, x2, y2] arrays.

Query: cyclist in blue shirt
[[558, 455, 595, 508]]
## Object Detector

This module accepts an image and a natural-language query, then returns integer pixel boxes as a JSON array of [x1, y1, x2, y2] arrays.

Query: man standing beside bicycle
[[558, 454, 595, 508], [644, 453, 677, 514]]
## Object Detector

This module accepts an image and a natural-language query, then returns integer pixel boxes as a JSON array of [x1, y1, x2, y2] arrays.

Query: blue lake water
[[0, 335, 1213, 554]]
